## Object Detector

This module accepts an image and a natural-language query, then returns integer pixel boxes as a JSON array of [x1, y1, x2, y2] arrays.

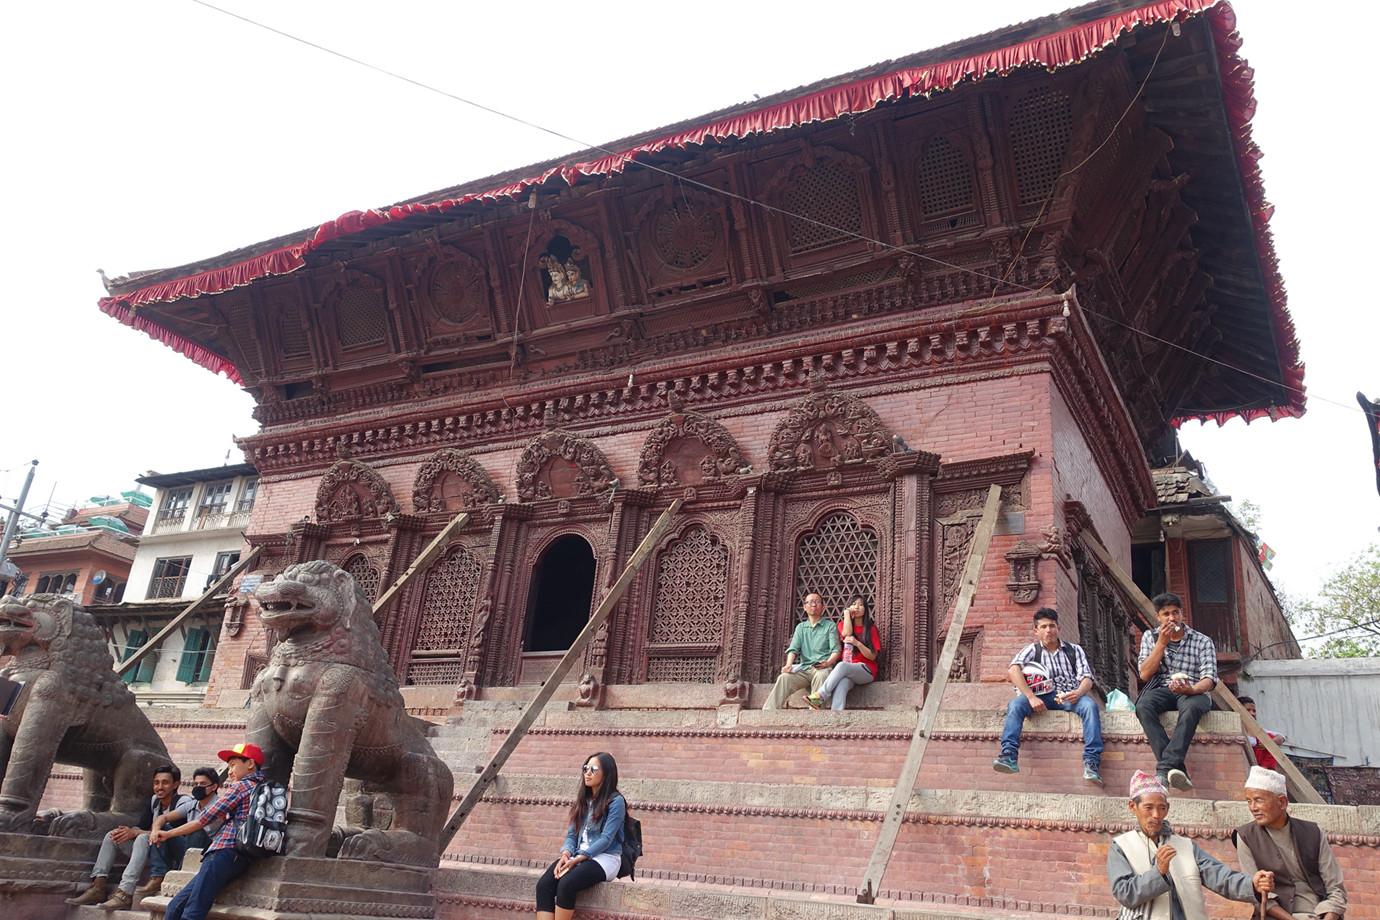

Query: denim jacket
[[561, 793, 625, 858]]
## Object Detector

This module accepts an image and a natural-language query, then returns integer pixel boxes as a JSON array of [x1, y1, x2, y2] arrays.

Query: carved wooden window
[[793, 513, 879, 618], [336, 283, 388, 350], [1009, 88, 1073, 207], [343, 553, 382, 604], [407, 546, 482, 686], [429, 260, 483, 325], [785, 162, 863, 254], [652, 204, 717, 271], [918, 136, 977, 231], [1076, 553, 1137, 694], [279, 302, 311, 357], [644, 528, 727, 682]]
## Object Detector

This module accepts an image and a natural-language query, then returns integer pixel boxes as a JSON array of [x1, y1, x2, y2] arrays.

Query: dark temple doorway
[[523, 535, 596, 653]]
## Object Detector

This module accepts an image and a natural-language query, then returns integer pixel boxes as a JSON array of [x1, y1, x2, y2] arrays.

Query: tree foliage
[[1295, 544, 1380, 658]]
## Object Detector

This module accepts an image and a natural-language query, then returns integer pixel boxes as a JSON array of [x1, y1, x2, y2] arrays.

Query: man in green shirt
[[762, 593, 841, 709]]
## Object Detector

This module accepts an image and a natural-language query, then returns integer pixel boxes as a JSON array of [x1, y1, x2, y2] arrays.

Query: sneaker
[[992, 756, 1019, 774], [97, 889, 133, 911], [134, 876, 164, 895], [805, 693, 825, 710], [1167, 768, 1193, 790], [1083, 766, 1105, 786], [65, 877, 107, 906]]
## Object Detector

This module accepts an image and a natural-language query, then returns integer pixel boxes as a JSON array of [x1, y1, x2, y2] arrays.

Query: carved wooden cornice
[[238, 296, 1150, 526]]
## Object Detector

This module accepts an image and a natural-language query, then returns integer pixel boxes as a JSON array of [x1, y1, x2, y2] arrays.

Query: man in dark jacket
[[1234, 766, 1347, 919]]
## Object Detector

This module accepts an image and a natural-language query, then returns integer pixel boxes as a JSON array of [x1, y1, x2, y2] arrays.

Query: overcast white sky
[[1, 1, 1376, 605]]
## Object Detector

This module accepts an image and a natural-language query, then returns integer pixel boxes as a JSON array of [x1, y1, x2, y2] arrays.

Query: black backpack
[[617, 805, 642, 880], [234, 780, 289, 858]]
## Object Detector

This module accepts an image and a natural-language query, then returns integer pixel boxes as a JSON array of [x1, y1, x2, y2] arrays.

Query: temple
[[79, 2, 1371, 917]]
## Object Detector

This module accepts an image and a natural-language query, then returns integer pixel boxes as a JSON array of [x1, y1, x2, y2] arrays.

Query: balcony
[[152, 511, 187, 534], [194, 508, 252, 532]]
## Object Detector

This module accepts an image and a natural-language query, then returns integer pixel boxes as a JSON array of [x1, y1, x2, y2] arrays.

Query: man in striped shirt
[[993, 607, 1103, 785], [149, 742, 266, 920], [1136, 592, 1219, 792]]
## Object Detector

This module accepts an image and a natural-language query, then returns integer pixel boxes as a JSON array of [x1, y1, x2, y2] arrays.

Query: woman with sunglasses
[[536, 752, 625, 920]]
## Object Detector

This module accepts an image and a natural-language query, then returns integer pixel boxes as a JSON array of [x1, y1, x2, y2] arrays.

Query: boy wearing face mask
[[141, 768, 224, 894]]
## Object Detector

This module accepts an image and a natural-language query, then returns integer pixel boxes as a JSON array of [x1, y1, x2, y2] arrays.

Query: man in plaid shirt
[[1136, 593, 1218, 792], [149, 742, 266, 920]]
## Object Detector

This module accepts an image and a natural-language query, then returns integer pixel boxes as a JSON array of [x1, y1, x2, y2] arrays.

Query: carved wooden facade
[[105, 9, 1301, 699]]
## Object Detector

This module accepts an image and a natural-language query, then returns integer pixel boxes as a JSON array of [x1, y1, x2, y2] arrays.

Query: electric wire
[[183, 0, 1359, 419]]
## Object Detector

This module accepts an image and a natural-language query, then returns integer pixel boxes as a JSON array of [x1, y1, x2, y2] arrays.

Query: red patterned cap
[[217, 742, 264, 766]]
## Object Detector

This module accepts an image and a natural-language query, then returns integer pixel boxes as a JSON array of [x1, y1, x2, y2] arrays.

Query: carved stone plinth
[[0, 832, 103, 920], [145, 853, 437, 920]]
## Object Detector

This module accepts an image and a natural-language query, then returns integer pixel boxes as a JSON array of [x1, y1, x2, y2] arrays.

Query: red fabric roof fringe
[[98, 0, 1303, 425]]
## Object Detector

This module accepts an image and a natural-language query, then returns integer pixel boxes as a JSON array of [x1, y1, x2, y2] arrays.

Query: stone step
[[436, 863, 1050, 920], [69, 900, 151, 920], [438, 706, 1253, 800]]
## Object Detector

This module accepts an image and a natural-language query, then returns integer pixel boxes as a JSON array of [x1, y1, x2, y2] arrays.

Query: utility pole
[[0, 460, 40, 576]]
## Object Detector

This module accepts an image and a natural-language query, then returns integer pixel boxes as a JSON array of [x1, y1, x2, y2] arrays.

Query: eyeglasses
[[582, 764, 601, 774]]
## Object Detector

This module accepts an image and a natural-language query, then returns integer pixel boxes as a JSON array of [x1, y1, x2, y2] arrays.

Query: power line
[[184, 0, 1355, 418]]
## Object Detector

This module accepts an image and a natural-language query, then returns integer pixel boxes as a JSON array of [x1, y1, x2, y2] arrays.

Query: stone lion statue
[[248, 561, 454, 867], [0, 594, 171, 836]]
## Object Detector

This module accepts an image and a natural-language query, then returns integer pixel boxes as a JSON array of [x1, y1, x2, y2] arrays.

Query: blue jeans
[[164, 847, 252, 920], [999, 691, 1103, 768]]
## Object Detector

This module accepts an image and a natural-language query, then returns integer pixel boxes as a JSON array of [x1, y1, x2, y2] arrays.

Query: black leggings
[[535, 858, 608, 912]]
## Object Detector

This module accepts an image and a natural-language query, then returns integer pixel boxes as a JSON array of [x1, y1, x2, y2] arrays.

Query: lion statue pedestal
[[143, 850, 438, 920]]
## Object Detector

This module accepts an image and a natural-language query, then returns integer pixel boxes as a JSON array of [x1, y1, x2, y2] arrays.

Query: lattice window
[[337, 283, 388, 350], [280, 303, 310, 357], [407, 660, 464, 686], [649, 528, 728, 645], [647, 657, 717, 682], [785, 162, 863, 253], [794, 513, 879, 619], [414, 547, 483, 651], [227, 300, 263, 374], [343, 553, 382, 604], [1009, 88, 1072, 206], [919, 137, 975, 216]]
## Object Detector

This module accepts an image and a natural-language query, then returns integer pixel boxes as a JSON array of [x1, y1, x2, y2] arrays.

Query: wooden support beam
[[372, 512, 470, 617], [857, 484, 1002, 904], [1080, 532, 1324, 805], [437, 499, 683, 850], [116, 545, 263, 676]]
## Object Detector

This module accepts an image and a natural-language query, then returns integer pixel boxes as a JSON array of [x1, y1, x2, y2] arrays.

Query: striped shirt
[[197, 770, 264, 852], [1010, 641, 1093, 696], [1138, 625, 1218, 693]]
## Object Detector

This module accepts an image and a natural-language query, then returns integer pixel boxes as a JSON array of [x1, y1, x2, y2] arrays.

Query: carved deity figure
[[541, 254, 591, 304], [247, 561, 454, 867], [0, 594, 171, 837]]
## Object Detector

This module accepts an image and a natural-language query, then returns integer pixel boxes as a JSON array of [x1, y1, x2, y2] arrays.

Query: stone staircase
[[428, 691, 1279, 919], [23, 688, 1378, 920]]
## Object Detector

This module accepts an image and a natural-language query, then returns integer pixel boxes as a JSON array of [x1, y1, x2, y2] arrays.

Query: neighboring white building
[[1239, 657, 1380, 767], [93, 463, 257, 706]]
